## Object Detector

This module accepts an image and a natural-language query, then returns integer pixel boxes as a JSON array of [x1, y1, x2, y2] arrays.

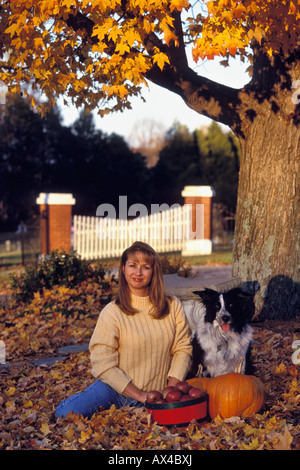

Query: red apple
[[180, 394, 192, 402], [162, 385, 175, 399], [188, 387, 204, 399], [175, 381, 191, 394], [165, 389, 182, 403], [146, 390, 163, 403], [155, 398, 167, 404]]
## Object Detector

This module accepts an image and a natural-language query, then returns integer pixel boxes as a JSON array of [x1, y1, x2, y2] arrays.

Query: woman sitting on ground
[[56, 241, 192, 419]]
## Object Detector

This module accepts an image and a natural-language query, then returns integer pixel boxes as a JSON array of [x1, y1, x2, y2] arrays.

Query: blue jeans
[[55, 380, 144, 419]]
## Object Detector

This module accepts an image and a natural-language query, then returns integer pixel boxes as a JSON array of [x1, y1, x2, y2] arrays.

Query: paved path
[[164, 265, 241, 300]]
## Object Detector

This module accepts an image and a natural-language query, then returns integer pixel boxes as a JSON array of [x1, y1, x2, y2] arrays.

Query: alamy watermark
[[292, 80, 300, 105], [0, 80, 6, 106], [292, 340, 300, 365], [95, 196, 204, 240], [0, 340, 5, 364]]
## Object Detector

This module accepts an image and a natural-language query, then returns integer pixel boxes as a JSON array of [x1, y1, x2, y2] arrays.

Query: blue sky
[[60, 56, 250, 144]]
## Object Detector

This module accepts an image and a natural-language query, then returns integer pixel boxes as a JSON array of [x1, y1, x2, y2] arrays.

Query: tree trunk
[[233, 102, 300, 319]]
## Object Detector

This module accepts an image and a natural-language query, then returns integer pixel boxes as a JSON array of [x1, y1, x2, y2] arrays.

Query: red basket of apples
[[145, 381, 209, 427]]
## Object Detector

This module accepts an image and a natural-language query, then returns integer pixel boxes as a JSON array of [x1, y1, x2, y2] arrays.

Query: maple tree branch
[[145, 56, 242, 131], [65, 10, 96, 40], [63, 9, 242, 130], [142, 11, 188, 67], [139, 11, 241, 129], [183, 69, 241, 121], [168, 11, 189, 69]]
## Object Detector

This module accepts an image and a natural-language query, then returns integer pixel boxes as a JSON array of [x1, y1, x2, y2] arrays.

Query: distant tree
[[129, 119, 167, 167], [69, 112, 152, 214], [152, 121, 200, 205], [0, 95, 51, 229], [0, 99, 151, 228], [153, 121, 240, 210], [196, 121, 240, 211]]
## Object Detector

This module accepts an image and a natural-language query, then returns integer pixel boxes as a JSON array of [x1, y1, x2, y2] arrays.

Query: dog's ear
[[192, 290, 204, 297], [228, 288, 255, 320], [236, 289, 255, 301], [193, 288, 218, 301], [226, 287, 254, 300]]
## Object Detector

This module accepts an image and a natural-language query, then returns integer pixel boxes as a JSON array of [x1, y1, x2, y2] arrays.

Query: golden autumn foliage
[[0, 0, 190, 114], [0, 0, 299, 115], [191, 0, 300, 62]]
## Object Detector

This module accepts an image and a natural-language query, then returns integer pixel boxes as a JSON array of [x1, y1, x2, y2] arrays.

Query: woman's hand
[[123, 382, 148, 404], [123, 377, 181, 404], [167, 376, 180, 387]]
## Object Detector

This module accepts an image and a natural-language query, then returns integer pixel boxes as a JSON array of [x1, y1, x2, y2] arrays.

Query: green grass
[[91, 246, 233, 271], [0, 250, 22, 266], [183, 249, 232, 266]]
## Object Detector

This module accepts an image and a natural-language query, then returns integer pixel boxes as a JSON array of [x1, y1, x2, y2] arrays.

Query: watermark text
[[292, 340, 300, 365], [96, 196, 204, 241], [292, 80, 300, 105]]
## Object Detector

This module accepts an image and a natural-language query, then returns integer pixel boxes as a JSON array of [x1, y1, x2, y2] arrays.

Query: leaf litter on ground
[[0, 278, 299, 450]]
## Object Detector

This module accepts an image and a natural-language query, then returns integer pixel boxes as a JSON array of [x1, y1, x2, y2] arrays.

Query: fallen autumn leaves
[[0, 279, 299, 450]]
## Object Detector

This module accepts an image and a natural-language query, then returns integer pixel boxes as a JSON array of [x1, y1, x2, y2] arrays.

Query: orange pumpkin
[[187, 373, 266, 420]]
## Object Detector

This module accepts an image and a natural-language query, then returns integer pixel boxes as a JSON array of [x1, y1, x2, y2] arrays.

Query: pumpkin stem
[[234, 356, 244, 374], [187, 377, 210, 392]]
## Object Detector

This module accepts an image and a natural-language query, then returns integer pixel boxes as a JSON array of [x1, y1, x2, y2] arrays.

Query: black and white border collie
[[186, 287, 255, 379]]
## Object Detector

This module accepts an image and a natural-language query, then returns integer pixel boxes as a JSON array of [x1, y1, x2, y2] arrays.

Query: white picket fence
[[73, 205, 194, 260]]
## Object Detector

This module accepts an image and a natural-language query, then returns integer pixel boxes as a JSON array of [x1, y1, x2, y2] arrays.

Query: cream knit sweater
[[89, 294, 192, 395]]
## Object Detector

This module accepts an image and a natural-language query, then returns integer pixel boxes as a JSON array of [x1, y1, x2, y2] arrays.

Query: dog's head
[[193, 287, 255, 334]]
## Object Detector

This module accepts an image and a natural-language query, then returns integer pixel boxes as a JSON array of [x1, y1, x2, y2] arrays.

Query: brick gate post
[[181, 185, 215, 256], [36, 193, 76, 256]]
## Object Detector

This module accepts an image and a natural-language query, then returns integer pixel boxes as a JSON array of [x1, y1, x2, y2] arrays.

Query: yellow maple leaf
[[115, 42, 131, 55], [78, 429, 92, 444], [117, 84, 129, 99], [62, 0, 75, 7], [58, 286, 70, 295], [169, 0, 190, 12], [252, 27, 265, 44], [241, 436, 260, 450], [64, 425, 75, 441], [34, 37, 44, 51], [40, 422, 51, 436], [23, 399, 33, 408], [153, 52, 170, 71], [274, 362, 287, 375], [5, 23, 18, 36], [5, 386, 16, 397], [163, 26, 179, 47], [2, 0, 299, 115]]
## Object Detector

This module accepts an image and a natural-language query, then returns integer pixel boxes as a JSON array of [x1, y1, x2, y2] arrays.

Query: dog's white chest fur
[[196, 315, 252, 377]]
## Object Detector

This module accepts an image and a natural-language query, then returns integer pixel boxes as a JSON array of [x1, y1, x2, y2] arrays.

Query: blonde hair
[[115, 241, 171, 318]]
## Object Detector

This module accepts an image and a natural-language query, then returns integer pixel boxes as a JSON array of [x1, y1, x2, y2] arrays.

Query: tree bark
[[233, 102, 300, 318]]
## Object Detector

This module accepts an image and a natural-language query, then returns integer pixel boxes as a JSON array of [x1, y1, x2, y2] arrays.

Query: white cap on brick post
[[36, 193, 76, 255], [36, 193, 76, 206], [181, 185, 216, 198]]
